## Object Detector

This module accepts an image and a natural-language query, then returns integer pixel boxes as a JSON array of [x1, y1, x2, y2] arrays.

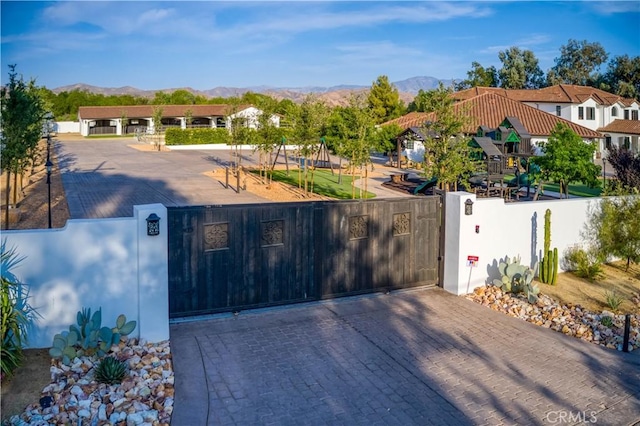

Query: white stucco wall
[[402, 140, 426, 163], [54, 121, 80, 134], [2, 204, 169, 348], [443, 192, 602, 295]]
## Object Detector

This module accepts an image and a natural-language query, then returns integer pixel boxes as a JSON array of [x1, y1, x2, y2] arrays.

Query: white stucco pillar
[[134, 204, 169, 343], [443, 192, 483, 295]]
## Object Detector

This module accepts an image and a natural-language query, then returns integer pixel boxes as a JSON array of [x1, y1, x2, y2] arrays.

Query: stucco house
[[383, 92, 602, 163], [452, 85, 640, 155], [77, 104, 278, 137], [597, 119, 640, 153]]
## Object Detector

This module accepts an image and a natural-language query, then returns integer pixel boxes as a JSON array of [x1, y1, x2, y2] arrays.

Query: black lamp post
[[46, 158, 53, 229], [602, 157, 607, 191]]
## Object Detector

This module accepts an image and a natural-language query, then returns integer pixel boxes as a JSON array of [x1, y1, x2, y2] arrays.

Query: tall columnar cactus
[[540, 209, 558, 285]]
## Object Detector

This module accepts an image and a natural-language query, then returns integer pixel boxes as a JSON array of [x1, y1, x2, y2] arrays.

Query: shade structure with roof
[[77, 104, 278, 137]]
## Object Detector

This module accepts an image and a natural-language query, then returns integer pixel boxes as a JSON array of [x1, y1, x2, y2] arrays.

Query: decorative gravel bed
[[6, 339, 173, 426], [466, 285, 639, 352]]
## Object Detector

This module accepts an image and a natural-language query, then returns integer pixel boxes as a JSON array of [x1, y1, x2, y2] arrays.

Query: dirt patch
[[1, 349, 52, 423], [204, 168, 334, 202], [127, 143, 170, 152], [541, 261, 640, 314], [0, 139, 70, 230]]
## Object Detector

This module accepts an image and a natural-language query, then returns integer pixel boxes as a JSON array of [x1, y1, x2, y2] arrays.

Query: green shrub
[[165, 128, 230, 145], [600, 316, 614, 327], [563, 246, 603, 281], [95, 356, 127, 385], [604, 290, 623, 312], [1, 242, 39, 380]]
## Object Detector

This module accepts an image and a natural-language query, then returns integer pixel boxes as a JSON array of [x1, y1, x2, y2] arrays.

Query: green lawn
[[541, 179, 603, 197], [263, 169, 376, 199]]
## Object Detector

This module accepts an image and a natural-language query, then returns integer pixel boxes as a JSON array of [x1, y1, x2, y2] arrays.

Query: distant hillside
[[51, 76, 452, 106]]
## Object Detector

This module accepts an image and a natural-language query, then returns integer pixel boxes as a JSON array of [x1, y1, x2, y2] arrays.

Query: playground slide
[[508, 173, 531, 187], [413, 177, 438, 195]]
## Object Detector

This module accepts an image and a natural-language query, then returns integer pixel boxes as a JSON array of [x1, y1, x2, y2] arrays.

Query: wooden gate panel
[[169, 197, 441, 318]]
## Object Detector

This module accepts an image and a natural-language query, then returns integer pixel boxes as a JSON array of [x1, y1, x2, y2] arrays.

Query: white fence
[[2, 204, 168, 348], [54, 121, 80, 134], [3, 194, 617, 348], [443, 192, 600, 295]]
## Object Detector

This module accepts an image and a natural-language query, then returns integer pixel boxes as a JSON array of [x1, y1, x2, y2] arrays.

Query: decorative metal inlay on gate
[[393, 212, 411, 236], [261, 220, 284, 247], [349, 215, 369, 240], [204, 222, 229, 251]]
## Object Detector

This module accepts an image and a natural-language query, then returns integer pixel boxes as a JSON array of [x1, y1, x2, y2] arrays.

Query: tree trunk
[[533, 180, 544, 201], [4, 170, 11, 230], [364, 166, 369, 197], [12, 172, 19, 207]]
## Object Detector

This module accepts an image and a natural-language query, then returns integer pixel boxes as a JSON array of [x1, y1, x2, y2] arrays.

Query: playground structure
[[270, 137, 336, 175], [467, 117, 535, 199]]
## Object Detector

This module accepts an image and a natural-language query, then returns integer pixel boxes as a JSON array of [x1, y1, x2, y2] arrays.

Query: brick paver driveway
[[170, 288, 640, 425], [56, 137, 266, 219]]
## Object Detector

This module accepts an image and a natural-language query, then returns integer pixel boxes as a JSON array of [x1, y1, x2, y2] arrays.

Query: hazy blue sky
[[1, 1, 639, 90]]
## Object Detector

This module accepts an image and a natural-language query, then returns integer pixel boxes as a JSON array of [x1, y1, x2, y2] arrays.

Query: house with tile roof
[[452, 85, 640, 154], [77, 104, 277, 137], [383, 92, 602, 163], [598, 119, 640, 153]]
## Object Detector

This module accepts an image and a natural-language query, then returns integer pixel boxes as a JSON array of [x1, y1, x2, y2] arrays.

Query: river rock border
[[7, 339, 173, 426], [466, 286, 639, 352]]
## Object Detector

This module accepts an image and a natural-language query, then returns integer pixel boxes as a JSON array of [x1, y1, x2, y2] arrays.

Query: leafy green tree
[[602, 54, 640, 98], [169, 89, 196, 105], [339, 94, 376, 198], [547, 39, 608, 86], [253, 97, 286, 183], [152, 91, 171, 105], [1, 65, 46, 229], [372, 123, 403, 163], [454, 61, 499, 90], [585, 196, 640, 271], [324, 106, 350, 183], [408, 85, 459, 113], [531, 123, 600, 199], [151, 105, 164, 150], [498, 47, 545, 89], [289, 95, 329, 195], [419, 84, 479, 191], [367, 75, 405, 124]]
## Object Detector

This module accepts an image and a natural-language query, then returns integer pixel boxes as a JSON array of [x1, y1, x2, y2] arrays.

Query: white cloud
[[588, 1, 640, 15], [480, 34, 552, 54]]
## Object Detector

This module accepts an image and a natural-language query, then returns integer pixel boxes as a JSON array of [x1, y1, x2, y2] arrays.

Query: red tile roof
[[78, 104, 251, 120], [598, 119, 640, 135], [453, 85, 638, 107], [382, 92, 603, 139]]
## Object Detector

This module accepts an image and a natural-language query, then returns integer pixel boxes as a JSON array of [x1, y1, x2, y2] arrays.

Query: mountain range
[[52, 76, 454, 107]]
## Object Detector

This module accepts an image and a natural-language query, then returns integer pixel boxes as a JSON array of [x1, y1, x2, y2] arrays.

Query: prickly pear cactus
[[491, 255, 540, 303]]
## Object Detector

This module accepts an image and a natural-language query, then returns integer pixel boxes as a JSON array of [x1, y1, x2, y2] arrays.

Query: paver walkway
[[55, 137, 411, 219], [170, 288, 640, 425], [56, 137, 267, 219]]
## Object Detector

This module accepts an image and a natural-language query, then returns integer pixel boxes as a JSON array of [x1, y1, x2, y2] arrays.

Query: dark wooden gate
[[168, 197, 441, 318]]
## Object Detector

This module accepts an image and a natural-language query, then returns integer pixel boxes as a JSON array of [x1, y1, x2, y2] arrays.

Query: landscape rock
[[466, 285, 639, 352], [7, 339, 174, 426]]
